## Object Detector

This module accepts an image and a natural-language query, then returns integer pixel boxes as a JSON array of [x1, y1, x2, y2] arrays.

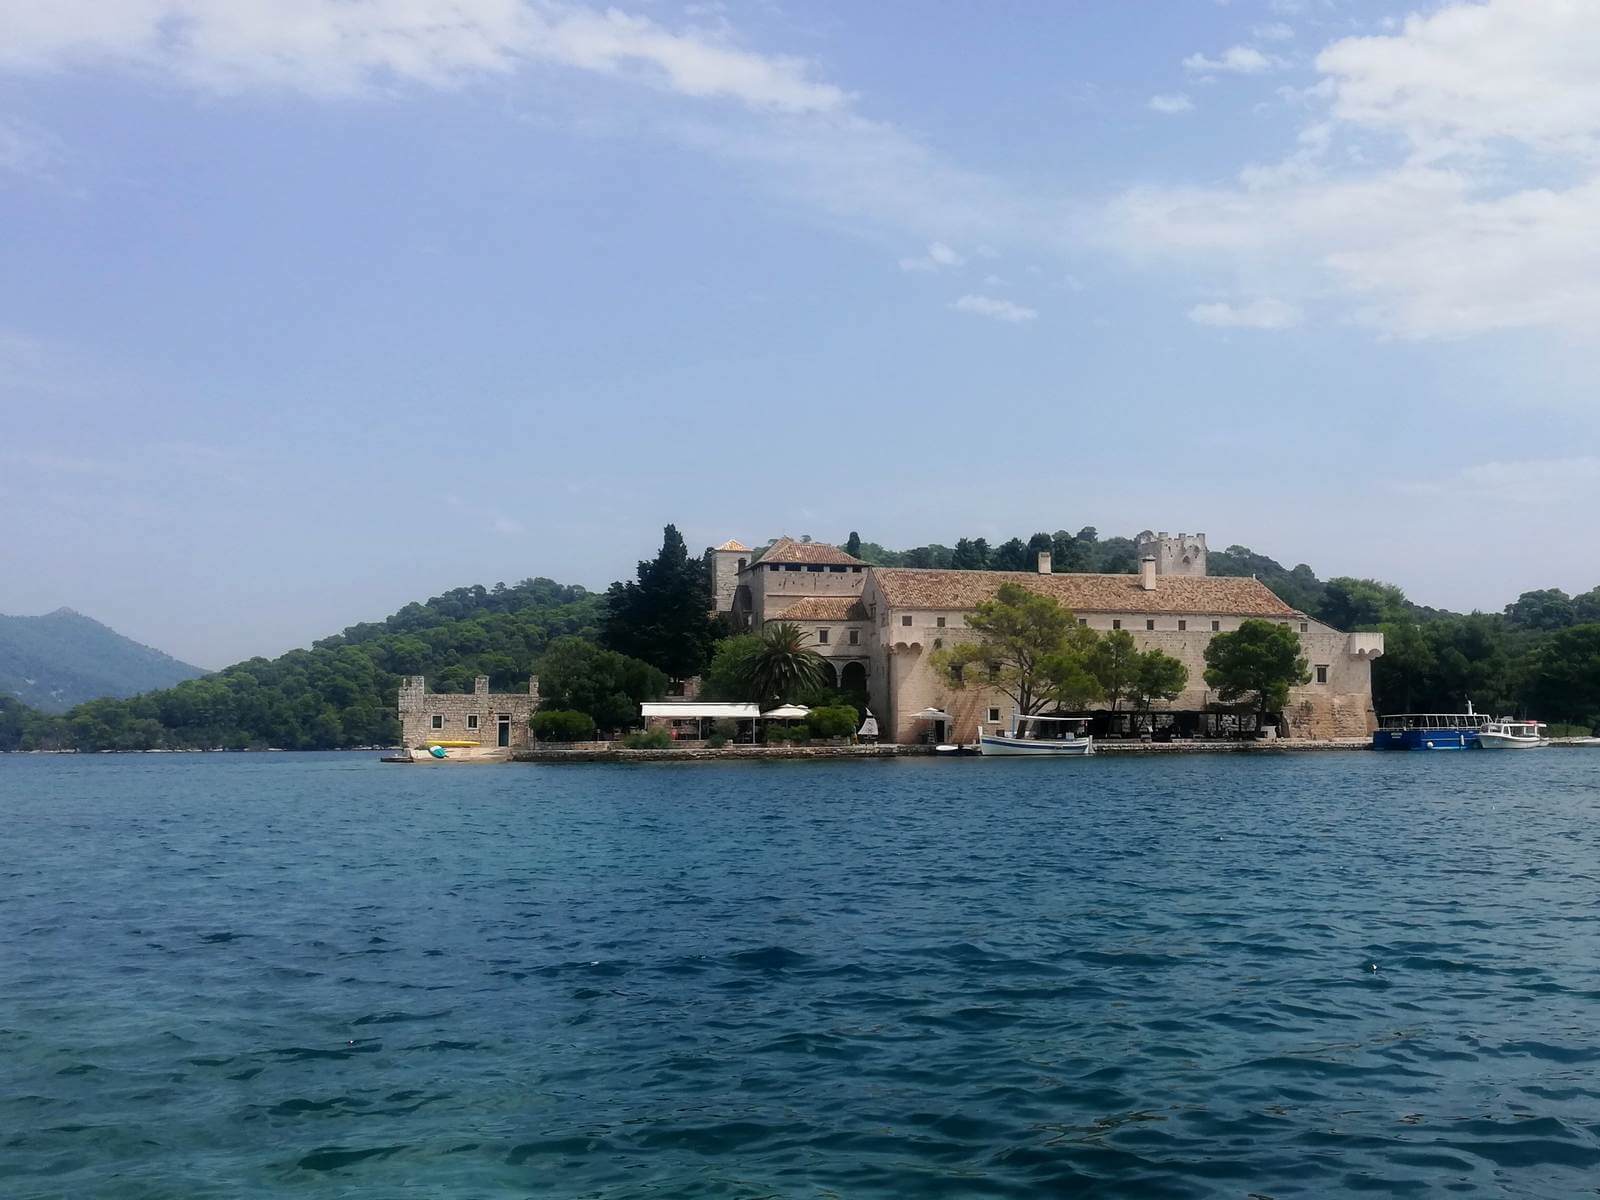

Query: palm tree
[[740, 622, 827, 705]]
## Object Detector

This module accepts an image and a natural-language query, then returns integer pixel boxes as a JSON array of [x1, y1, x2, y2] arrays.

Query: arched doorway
[[819, 661, 839, 689], [840, 661, 867, 693]]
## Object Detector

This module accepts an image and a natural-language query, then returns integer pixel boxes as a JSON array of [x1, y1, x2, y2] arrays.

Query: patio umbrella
[[912, 707, 951, 722], [762, 704, 812, 720]]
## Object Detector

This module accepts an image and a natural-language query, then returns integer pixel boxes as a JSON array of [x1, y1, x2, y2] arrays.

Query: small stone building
[[398, 675, 540, 751]]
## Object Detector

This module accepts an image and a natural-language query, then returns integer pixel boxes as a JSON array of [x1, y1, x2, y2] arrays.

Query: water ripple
[[4, 750, 1600, 1196]]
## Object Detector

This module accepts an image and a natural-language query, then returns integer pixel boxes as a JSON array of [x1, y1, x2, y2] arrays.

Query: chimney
[[1037, 550, 1052, 574], [1140, 556, 1157, 591], [474, 675, 490, 695]]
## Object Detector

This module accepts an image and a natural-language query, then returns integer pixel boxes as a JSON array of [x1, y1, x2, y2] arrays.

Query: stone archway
[[840, 661, 866, 693], [819, 661, 839, 689]]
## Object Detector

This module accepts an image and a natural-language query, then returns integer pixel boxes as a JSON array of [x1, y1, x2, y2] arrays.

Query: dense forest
[[3, 525, 1597, 752]]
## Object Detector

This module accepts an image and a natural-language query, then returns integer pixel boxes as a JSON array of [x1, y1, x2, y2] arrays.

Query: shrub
[[805, 705, 858, 740], [531, 709, 597, 742], [620, 728, 672, 750], [705, 734, 728, 749]]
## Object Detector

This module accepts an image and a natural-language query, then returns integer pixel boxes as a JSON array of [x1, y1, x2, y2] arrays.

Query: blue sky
[[3, 0, 1598, 667]]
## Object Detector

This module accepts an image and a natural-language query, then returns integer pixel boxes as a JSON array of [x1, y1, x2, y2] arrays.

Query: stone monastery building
[[708, 532, 1384, 745]]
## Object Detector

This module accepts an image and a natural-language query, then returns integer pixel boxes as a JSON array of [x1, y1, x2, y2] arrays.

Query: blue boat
[[1372, 706, 1489, 751]]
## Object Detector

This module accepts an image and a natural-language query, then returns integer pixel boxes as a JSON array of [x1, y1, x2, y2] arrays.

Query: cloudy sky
[[3, 0, 1598, 666]]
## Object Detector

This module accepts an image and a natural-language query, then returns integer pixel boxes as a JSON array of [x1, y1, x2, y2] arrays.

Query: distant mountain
[[0, 608, 205, 712]]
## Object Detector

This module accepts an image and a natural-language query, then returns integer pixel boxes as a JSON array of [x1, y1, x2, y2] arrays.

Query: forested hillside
[[1, 579, 602, 752], [0, 608, 204, 712], [5, 524, 1598, 753]]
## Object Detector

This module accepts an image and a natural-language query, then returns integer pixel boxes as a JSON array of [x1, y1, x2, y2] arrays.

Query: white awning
[[640, 703, 761, 720], [913, 707, 951, 721]]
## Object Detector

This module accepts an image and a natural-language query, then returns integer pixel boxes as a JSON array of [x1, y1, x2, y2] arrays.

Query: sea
[[3, 750, 1600, 1198]]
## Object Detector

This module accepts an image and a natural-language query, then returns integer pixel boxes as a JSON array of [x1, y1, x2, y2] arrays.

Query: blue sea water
[[4, 752, 1600, 1198]]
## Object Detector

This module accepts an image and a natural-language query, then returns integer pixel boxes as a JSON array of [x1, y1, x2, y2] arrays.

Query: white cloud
[[1187, 297, 1301, 329], [1317, 1, 1600, 159], [1148, 93, 1194, 114], [1253, 22, 1295, 42], [0, 1, 846, 111], [951, 294, 1037, 323], [1110, 0, 1600, 339], [1183, 45, 1275, 74], [1399, 457, 1600, 507], [898, 240, 964, 271]]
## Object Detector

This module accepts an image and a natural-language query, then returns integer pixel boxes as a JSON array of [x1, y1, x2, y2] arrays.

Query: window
[[738, 558, 747, 571], [1112, 619, 1122, 630], [933, 638, 943, 649], [768, 563, 780, 572], [1300, 622, 1309, 633], [1316, 665, 1329, 684], [785, 564, 801, 572], [467, 714, 479, 730], [829, 565, 846, 573], [1146, 619, 1156, 631], [902, 615, 913, 626], [431, 714, 443, 730], [1211, 620, 1220, 632], [988, 708, 1001, 723], [1178, 620, 1187, 631], [807, 564, 824, 572], [1078, 618, 1087, 626], [851, 566, 863, 573], [936, 616, 946, 628], [848, 629, 859, 645], [817, 628, 829, 644]]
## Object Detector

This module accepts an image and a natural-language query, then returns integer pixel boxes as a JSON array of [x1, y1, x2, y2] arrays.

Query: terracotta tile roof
[[755, 536, 866, 566], [713, 539, 751, 552], [871, 568, 1301, 617], [773, 596, 869, 621]]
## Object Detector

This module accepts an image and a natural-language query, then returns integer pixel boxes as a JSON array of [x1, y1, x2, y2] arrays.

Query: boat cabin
[[1378, 713, 1490, 731]]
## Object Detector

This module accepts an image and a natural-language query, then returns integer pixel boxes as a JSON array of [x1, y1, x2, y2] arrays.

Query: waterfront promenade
[[514, 738, 1374, 763]]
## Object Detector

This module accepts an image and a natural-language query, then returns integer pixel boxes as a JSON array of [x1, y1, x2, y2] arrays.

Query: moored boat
[[1477, 719, 1550, 749], [1372, 703, 1489, 751], [979, 714, 1094, 757]]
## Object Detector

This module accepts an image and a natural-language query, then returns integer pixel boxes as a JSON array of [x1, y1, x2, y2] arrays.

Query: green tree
[[532, 709, 598, 742], [1373, 620, 1436, 712], [932, 582, 1100, 715], [601, 524, 719, 680], [845, 531, 862, 558], [1131, 650, 1189, 713], [951, 537, 989, 570], [805, 705, 859, 740], [740, 623, 827, 705], [1574, 587, 1600, 624], [536, 636, 668, 732], [1203, 619, 1312, 720], [1526, 625, 1600, 727], [701, 634, 763, 702], [1320, 577, 1408, 630], [1088, 629, 1140, 712], [990, 538, 1030, 572], [1505, 588, 1576, 631]]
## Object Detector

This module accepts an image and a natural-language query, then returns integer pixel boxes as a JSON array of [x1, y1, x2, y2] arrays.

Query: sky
[[2, 0, 1598, 668]]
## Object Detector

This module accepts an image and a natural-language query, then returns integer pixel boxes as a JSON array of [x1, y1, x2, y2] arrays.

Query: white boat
[[1477, 719, 1550, 749], [978, 714, 1094, 757]]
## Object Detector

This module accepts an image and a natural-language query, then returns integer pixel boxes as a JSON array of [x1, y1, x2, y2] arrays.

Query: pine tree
[[601, 525, 719, 680]]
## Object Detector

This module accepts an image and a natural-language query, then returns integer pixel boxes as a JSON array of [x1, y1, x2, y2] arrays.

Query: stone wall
[[398, 675, 540, 751]]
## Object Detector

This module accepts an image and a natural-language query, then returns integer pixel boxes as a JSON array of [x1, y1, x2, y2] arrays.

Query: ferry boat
[[979, 714, 1094, 757], [1477, 719, 1550, 749], [1371, 703, 1490, 751]]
